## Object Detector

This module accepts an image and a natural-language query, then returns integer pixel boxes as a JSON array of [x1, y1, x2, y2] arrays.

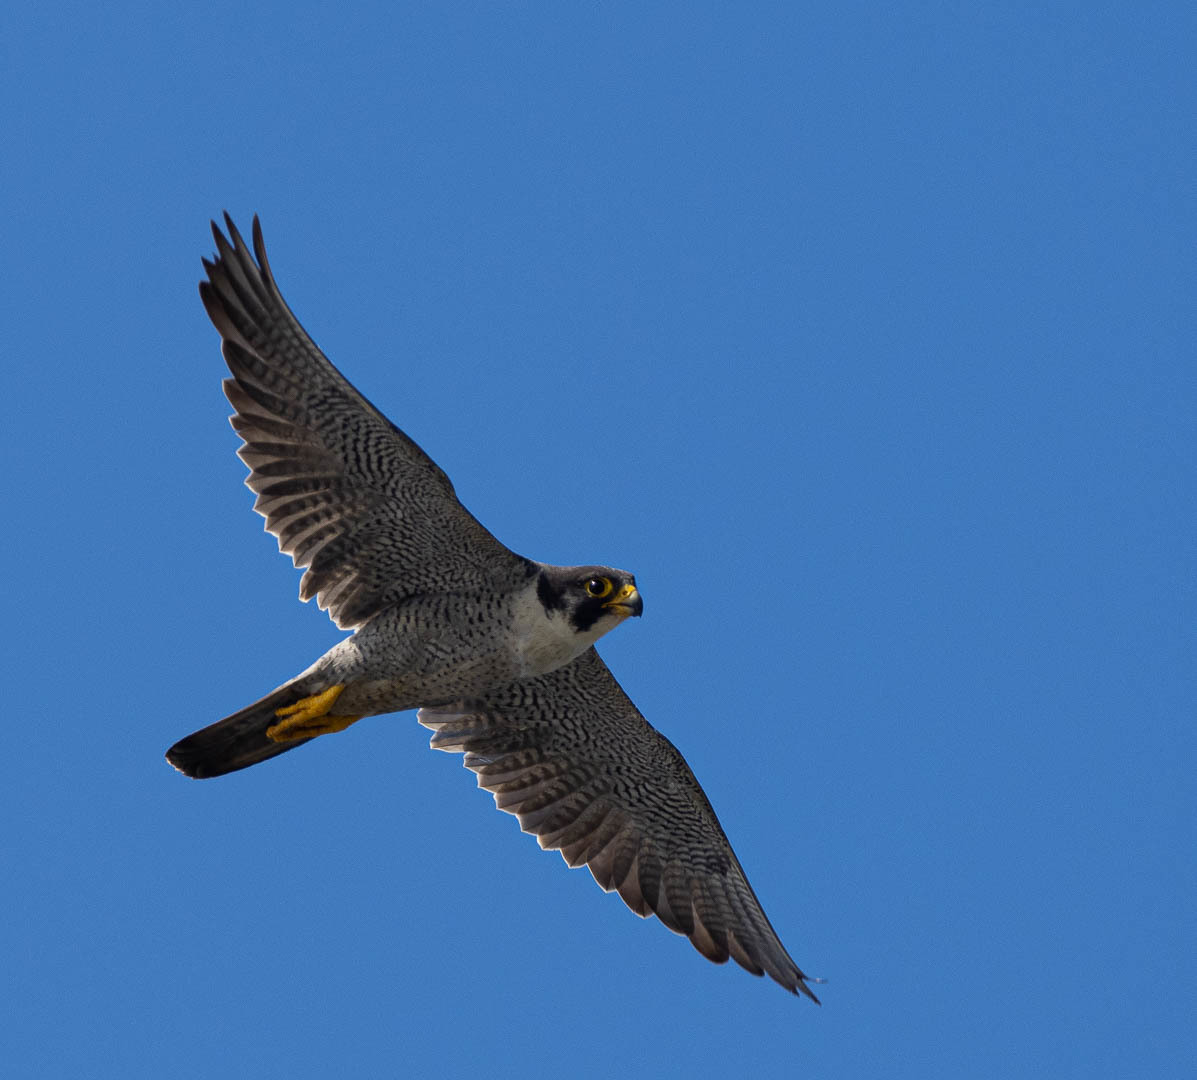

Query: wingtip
[[207, 212, 262, 255], [796, 973, 824, 1004], [251, 214, 273, 283]]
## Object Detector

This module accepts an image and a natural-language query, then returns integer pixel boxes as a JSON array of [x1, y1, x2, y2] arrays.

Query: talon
[[267, 684, 362, 743]]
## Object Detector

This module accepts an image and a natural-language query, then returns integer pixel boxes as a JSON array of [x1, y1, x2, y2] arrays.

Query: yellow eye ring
[[584, 577, 613, 599]]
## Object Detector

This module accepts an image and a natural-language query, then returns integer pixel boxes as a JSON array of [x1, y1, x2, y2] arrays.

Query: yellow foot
[[267, 685, 363, 743]]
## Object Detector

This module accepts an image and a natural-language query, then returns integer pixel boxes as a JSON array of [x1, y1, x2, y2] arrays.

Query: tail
[[165, 677, 319, 779]]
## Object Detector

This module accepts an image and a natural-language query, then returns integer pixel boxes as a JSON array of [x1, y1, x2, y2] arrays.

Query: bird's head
[[536, 565, 643, 638]]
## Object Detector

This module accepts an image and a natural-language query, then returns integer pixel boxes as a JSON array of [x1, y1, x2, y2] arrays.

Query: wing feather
[[419, 648, 820, 1001], [200, 215, 531, 629]]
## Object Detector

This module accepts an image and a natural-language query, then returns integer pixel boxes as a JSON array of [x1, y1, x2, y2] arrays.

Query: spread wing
[[418, 648, 819, 1000], [200, 215, 531, 630]]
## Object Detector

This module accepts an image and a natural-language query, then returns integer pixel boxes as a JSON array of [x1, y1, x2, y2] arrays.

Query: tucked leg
[[267, 685, 363, 742]]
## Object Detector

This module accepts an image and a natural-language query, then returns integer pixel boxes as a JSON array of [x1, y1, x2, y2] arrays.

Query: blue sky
[[4, 3, 1193, 1077]]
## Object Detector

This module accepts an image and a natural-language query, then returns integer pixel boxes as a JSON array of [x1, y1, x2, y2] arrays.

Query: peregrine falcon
[[167, 215, 820, 1002]]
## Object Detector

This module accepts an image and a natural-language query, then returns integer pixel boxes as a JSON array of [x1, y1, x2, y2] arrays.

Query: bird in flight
[[167, 215, 820, 1001]]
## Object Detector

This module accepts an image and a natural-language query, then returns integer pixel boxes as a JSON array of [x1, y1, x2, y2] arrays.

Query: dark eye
[[585, 577, 613, 598]]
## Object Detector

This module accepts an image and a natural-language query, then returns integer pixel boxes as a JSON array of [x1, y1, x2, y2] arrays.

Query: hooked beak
[[602, 582, 643, 618]]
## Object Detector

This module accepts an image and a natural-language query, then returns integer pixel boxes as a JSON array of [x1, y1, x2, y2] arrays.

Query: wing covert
[[200, 215, 530, 629], [418, 648, 819, 1001]]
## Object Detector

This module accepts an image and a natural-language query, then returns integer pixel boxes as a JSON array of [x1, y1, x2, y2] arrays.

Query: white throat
[[509, 589, 621, 678]]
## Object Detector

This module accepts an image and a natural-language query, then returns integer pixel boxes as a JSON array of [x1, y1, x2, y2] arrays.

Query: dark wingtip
[[797, 974, 824, 1005], [250, 214, 273, 286], [207, 212, 258, 258]]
